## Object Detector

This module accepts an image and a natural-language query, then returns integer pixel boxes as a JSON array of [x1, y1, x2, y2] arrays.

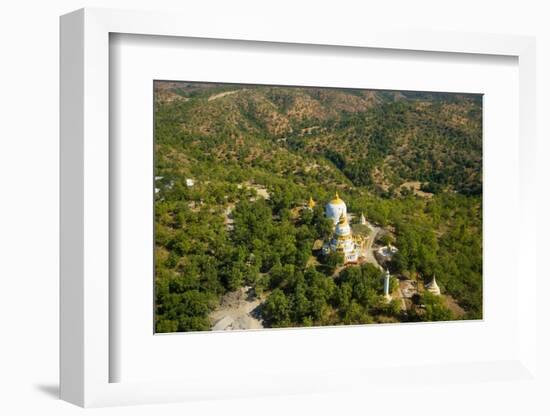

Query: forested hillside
[[154, 81, 483, 332]]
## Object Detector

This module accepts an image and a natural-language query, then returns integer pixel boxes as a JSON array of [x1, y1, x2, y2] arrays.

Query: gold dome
[[330, 192, 344, 205]]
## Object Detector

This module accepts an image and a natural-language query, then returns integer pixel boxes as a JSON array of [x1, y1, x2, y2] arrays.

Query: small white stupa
[[425, 274, 441, 296], [359, 212, 367, 225]]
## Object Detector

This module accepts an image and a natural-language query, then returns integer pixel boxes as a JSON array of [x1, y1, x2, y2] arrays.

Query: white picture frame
[[60, 7, 537, 408]]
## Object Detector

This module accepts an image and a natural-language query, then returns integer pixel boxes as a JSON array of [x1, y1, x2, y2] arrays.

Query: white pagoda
[[425, 274, 441, 296], [322, 194, 360, 264]]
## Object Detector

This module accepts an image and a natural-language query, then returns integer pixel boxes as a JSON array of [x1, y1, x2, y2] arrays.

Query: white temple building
[[322, 193, 361, 264], [377, 244, 398, 261]]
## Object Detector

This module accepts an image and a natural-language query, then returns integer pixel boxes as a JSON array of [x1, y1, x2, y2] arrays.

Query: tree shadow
[[250, 302, 264, 321]]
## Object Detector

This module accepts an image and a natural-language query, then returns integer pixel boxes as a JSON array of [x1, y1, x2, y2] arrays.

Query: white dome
[[325, 193, 347, 224], [335, 221, 351, 237]]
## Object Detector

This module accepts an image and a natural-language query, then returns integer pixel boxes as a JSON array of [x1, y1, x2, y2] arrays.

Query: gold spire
[[308, 196, 316, 209]]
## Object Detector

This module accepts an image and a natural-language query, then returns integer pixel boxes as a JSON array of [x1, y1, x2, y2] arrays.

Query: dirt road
[[364, 223, 383, 270]]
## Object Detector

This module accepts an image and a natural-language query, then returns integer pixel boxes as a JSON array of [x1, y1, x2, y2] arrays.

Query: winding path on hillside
[[208, 89, 246, 101], [364, 223, 382, 271]]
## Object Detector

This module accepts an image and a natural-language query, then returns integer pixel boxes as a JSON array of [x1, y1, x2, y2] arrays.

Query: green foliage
[[385, 299, 402, 317], [392, 193, 482, 318], [417, 292, 453, 321], [323, 251, 344, 274], [379, 233, 395, 247], [264, 289, 290, 327]]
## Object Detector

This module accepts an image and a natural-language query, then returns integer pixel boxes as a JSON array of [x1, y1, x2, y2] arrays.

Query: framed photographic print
[[60, 7, 538, 408], [152, 80, 482, 334]]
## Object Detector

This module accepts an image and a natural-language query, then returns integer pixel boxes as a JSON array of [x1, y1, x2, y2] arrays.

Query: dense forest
[[154, 81, 482, 332]]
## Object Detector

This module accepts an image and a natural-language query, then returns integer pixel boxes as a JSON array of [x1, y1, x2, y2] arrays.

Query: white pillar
[[384, 269, 392, 302]]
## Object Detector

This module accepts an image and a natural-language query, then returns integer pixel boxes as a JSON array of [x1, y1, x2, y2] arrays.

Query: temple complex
[[322, 193, 361, 264]]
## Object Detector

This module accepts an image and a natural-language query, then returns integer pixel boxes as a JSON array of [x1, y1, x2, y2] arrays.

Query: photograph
[[153, 81, 483, 333]]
